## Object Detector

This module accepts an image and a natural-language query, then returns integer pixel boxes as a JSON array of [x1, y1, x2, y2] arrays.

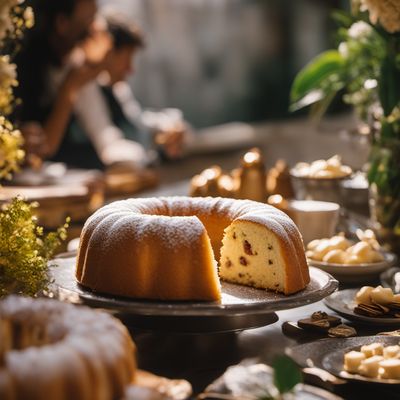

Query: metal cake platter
[[47, 254, 337, 333]]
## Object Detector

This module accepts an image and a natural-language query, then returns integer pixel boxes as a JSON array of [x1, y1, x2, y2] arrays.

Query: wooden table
[[123, 117, 398, 399]]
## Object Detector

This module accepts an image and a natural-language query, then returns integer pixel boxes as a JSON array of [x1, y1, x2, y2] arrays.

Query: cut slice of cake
[[219, 219, 309, 295]]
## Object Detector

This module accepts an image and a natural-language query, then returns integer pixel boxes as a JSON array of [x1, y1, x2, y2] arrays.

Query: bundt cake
[[76, 197, 309, 300], [0, 296, 136, 400]]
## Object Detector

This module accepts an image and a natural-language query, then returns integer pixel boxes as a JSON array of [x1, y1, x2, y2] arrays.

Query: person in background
[[71, 11, 189, 171], [14, 0, 111, 167]]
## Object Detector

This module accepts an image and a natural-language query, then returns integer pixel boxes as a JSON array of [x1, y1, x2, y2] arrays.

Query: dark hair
[[29, 0, 80, 35], [105, 14, 145, 50], [13, 0, 91, 124]]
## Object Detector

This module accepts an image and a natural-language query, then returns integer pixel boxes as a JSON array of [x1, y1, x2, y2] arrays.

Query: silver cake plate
[[47, 254, 338, 333]]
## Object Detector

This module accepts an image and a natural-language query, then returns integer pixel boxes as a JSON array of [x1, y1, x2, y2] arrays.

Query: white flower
[[338, 42, 349, 58], [364, 79, 378, 90], [348, 21, 373, 39]]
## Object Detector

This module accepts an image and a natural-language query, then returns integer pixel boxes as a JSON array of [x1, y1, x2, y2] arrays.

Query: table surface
[[145, 116, 369, 188], [130, 291, 400, 400], [105, 117, 394, 399]]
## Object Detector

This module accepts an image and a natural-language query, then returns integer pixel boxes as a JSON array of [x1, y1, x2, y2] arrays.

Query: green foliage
[[0, 197, 69, 297], [290, 50, 346, 112], [290, 11, 386, 120], [368, 139, 400, 232], [290, 6, 400, 202], [331, 9, 355, 29], [272, 355, 302, 395], [379, 45, 400, 118]]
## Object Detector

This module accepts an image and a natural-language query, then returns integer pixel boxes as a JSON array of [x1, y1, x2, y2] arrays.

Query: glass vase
[[368, 139, 400, 256]]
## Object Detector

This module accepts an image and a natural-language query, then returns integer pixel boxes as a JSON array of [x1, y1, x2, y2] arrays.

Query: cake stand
[[48, 253, 338, 333]]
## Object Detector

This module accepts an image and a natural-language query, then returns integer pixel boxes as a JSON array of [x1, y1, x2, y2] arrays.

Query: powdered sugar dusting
[[0, 295, 130, 345], [80, 196, 305, 255]]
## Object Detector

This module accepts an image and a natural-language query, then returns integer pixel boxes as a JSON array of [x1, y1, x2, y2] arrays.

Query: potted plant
[[290, 0, 400, 255]]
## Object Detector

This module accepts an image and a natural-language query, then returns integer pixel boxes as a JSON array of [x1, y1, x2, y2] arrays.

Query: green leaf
[[289, 89, 325, 112], [309, 90, 338, 121], [331, 10, 354, 28], [290, 50, 346, 106], [272, 355, 302, 394], [380, 120, 396, 140], [379, 53, 400, 117]]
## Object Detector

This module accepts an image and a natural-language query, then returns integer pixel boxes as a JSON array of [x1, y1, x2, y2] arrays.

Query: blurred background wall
[[99, 0, 346, 128]]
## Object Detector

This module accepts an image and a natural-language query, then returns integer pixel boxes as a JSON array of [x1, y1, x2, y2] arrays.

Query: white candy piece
[[358, 355, 384, 378], [307, 239, 321, 251], [361, 343, 384, 358], [370, 286, 394, 305], [314, 170, 333, 178], [306, 250, 317, 260], [329, 235, 351, 251], [344, 351, 366, 373], [347, 242, 376, 263], [323, 249, 347, 264], [344, 254, 364, 265], [294, 156, 351, 179], [306, 232, 382, 265], [326, 155, 342, 170], [394, 294, 400, 302], [355, 286, 374, 305], [344, 343, 400, 380], [379, 359, 400, 379], [309, 160, 328, 177], [383, 345, 400, 359], [348, 241, 370, 255], [313, 240, 336, 260]]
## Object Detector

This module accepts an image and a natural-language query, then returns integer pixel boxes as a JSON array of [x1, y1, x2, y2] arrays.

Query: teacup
[[287, 200, 340, 245]]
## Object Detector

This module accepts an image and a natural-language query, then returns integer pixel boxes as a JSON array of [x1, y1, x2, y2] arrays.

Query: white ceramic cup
[[287, 200, 340, 245]]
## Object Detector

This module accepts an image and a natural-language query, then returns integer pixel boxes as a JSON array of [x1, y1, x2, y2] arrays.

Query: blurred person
[[70, 11, 190, 171], [14, 0, 111, 168]]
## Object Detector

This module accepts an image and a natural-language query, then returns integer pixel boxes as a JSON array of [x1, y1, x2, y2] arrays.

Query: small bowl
[[290, 169, 352, 204], [308, 251, 396, 284], [339, 172, 369, 216]]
